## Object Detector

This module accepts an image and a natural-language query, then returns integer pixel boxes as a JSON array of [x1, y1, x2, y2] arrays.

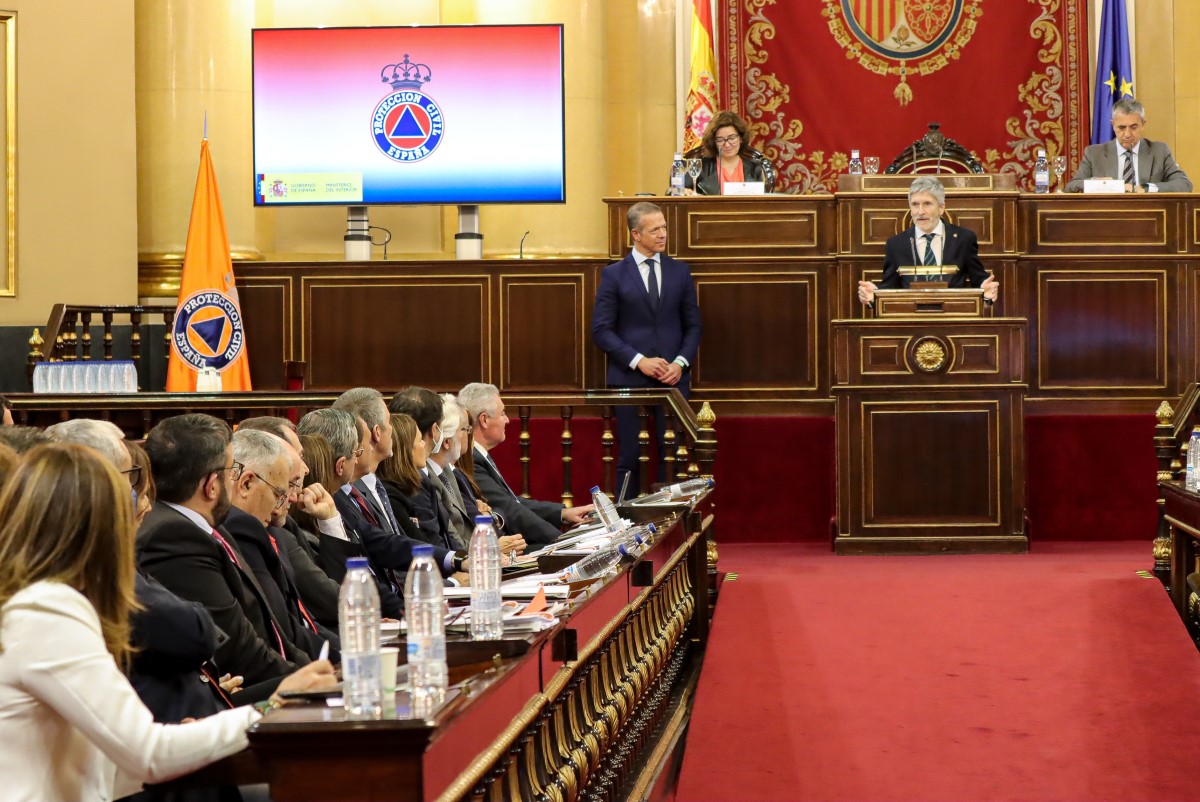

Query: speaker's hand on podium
[[982, 274, 999, 303], [857, 280, 877, 306]]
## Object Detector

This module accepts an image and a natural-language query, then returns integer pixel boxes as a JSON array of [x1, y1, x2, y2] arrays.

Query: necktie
[[348, 486, 381, 527], [1123, 149, 1135, 186], [646, 259, 660, 310], [210, 528, 287, 655], [486, 453, 519, 499], [922, 233, 937, 279], [267, 533, 319, 634]]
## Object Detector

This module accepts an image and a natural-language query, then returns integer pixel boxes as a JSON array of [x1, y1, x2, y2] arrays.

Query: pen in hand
[[318, 640, 330, 662]]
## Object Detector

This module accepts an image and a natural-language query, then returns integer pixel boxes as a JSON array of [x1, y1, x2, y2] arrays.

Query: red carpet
[[677, 542, 1200, 801]]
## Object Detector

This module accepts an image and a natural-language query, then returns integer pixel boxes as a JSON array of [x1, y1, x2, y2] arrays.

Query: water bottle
[[404, 543, 447, 709], [670, 153, 686, 196], [591, 485, 626, 533], [617, 522, 657, 556], [560, 543, 631, 583], [1034, 148, 1050, 194], [469, 515, 503, 640], [1189, 427, 1200, 490], [637, 477, 715, 505], [848, 149, 863, 175], [339, 556, 382, 719]]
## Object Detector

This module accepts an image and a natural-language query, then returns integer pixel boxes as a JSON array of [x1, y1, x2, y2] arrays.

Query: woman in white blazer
[[0, 443, 261, 802]]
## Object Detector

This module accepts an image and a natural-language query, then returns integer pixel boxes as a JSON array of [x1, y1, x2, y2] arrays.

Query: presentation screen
[[252, 25, 565, 206]]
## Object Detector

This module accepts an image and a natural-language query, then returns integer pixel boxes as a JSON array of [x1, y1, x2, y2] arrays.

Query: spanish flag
[[166, 138, 252, 393], [683, 0, 718, 153]]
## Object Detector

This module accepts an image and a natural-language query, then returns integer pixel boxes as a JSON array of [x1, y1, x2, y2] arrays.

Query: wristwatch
[[452, 551, 468, 573]]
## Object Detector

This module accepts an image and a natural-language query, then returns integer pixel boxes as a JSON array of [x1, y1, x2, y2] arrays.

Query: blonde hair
[[0, 443, 139, 667], [377, 413, 422, 496]]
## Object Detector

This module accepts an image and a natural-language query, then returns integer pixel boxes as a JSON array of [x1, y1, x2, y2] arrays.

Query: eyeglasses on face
[[352, 446, 366, 459], [715, 134, 741, 146], [120, 464, 142, 488], [224, 461, 245, 482], [249, 472, 289, 510]]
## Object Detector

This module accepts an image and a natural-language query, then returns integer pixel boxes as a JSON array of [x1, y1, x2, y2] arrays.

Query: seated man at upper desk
[[857, 176, 1000, 307], [1065, 98, 1192, 193]]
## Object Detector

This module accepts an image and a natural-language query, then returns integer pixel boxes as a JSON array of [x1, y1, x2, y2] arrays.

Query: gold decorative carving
[[913, 337, 947, 372], [696, 401, 716, 430], [1156, 400, 1174, 425], [27, 327, 42, 360], [707, 539, 719, 568], [1152, 535, 1171, 568]]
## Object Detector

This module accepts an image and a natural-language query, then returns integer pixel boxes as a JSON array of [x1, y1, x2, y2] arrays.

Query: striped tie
[[922, 233, 937, 267], [1123, 149, 1135, 186]]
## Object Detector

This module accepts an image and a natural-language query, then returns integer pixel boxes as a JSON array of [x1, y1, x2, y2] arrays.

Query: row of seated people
[[0, 381, 593, 802]]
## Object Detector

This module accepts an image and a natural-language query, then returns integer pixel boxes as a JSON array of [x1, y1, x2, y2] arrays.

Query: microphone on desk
[[519, 230, 531, 259]]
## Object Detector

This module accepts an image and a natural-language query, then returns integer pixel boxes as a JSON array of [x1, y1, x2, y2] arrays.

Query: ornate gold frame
[[0, 13, 14, 297]]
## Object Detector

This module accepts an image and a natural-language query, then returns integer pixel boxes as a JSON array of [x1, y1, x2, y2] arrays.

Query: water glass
[[1053, 155, 1067, 192], [32, 363, 49, 394], [864, 156, 880, 174]]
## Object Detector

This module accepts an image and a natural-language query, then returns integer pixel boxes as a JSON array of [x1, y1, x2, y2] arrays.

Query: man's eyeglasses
[[250, 472, 289, 510], [715, 134, 741, 146], [224, 461, 245, 482], [120, 464, 142, 488], [351, 446, 366, 459]]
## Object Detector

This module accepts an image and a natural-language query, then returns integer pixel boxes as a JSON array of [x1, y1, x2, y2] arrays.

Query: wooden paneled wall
[[232, 193, 1200, 414]]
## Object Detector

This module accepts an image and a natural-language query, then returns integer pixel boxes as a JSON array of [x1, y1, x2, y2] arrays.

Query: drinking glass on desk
[[864, 156, 880, 174], [686, 158, 702, 191], [1053, 155, 1067, 192]]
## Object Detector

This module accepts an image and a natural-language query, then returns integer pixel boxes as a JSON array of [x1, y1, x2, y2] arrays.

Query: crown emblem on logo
[[380, 54, 432, 91]]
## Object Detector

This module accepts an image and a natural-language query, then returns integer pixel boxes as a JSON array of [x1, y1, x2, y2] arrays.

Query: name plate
[[1083, 178, 1125, 194], [722, 181, 766, 196]]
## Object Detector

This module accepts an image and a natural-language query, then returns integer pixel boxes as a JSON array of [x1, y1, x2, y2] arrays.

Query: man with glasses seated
[[221, 429, 337, 664], [138, 414, 303, 688]]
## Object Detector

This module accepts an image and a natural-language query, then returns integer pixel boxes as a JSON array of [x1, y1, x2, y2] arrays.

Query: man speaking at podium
[[857, 176, 999, 307]]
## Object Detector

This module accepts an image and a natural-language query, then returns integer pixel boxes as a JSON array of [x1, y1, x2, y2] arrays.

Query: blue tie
[[646, 259, 660, 310], [922, 233, 937, 267]]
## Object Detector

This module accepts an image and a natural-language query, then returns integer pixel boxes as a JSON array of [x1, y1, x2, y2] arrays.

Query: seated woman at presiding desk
[[683, 109, 767, 195]]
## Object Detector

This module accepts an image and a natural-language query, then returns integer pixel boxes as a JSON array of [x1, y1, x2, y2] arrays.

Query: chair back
[[886, 123, 984, 175]]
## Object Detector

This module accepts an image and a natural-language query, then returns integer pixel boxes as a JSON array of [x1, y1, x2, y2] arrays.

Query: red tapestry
[[717, 0, 1090, 193]]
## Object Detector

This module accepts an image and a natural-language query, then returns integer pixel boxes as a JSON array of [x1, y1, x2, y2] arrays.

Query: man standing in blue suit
[[593, 201, 702, 491]]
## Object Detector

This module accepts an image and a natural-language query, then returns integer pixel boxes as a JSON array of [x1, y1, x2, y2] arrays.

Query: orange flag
[[166, 138, 252, 392], [683, 0, 718, 153]]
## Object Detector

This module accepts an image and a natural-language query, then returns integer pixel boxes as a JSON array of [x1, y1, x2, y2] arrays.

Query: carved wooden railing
[[1152, 387, 1199, 583], [4, 389, 717, 501], [27, 303, 177, 390]]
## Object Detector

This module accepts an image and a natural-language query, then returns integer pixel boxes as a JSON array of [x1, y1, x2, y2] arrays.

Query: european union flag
[[1092, 0, 1134, 144]]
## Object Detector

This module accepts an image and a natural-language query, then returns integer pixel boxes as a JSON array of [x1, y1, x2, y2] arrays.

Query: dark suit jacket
[[221, 506, 338, 661], [129, 572, 225, 724], [270, 516, 341, 631], [382, 478, 453, 551], [592, 252, 702, 390], [471, 448, 562, 545], [1065, 137, 1192, 192], [136, 501, 298, 685], [879, 223, 989, 290], [329, 487, 454, 614], [683, 155, 765, 196]]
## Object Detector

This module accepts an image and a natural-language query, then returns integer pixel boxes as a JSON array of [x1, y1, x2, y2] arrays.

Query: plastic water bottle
[[670, 153, 686, 196], [617, 522, 657, 556], [1034, 149, 1050, 194], [848, 150, 863, 175], [637, 477, 715, 505], [591, 485, 626, 533], [1189, 427, 1200, 490], [560, 543, 631, 583], [469, 515, 503, 640], [404, 544, 447, 709], [338, 557, 382, 719]]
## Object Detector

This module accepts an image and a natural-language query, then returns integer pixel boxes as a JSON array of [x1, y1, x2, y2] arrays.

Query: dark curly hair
[[700, 110, 753, 159]]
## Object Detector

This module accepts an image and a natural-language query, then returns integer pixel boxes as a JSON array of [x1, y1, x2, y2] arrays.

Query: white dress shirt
[[1118, 140, 1158, 191], [915, 221, 946, 266], [0, 581, 257, 801]]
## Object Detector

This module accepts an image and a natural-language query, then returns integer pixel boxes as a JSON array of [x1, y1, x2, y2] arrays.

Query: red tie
[[349, 486, 381, 527], [268, 533, 319, 634], [210, 528, 287, 656]]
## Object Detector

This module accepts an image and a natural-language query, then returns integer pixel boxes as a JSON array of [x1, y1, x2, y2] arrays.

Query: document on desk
[[443, 574, 571, 599]]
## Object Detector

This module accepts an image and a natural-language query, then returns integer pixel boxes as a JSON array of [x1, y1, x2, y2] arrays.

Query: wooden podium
[[832, 290, 1028, 554]]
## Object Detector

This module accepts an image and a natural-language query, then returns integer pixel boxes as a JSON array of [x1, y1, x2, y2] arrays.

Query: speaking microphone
[[911, 143, 917, 172], [910, 236, 919, 286], [935, 145, 945, 175], [519, 230, 531, 259]]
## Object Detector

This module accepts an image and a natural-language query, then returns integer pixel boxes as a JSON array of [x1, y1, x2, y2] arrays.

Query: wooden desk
[[139, 192, 1196, 413], [1160, 480, 1200, 625], [832, 317, 1028, 554], [239, 501, 712, 802]]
